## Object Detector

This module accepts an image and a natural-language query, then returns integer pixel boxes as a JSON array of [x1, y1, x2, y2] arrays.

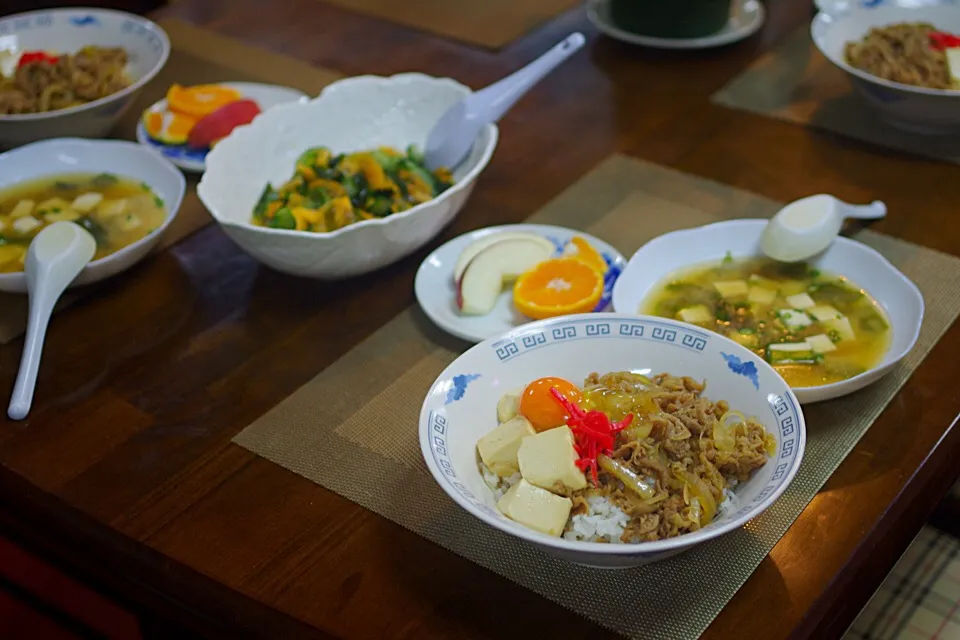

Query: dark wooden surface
[[1, 1, 959, 638]]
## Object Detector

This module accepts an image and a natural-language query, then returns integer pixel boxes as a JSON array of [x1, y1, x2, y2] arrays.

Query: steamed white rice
[[480, 462, 740, 543]]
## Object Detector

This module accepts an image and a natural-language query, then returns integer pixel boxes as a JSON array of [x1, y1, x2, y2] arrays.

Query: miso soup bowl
[[0, 138, 186, 294], [611, 219, 925, 404]]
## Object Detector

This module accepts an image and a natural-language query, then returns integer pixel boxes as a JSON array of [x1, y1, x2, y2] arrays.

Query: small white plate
[[136, 82, 307, 173], [586, 0, 766, 50], [415, 224, 627, 344]]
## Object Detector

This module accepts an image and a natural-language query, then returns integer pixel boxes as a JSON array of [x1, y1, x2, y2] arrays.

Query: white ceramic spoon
[[424, 32, 586, 171], [760, 194, 887, 263], [8, 222, 96, 421]]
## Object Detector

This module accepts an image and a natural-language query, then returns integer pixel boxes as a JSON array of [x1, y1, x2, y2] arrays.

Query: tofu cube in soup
[[497, 479, 572, 537], [808, 305, 842, 322], [785, 293, 815, 309], [517, 426, 587, 493], [713, 280, 748, 298], [747, 286, 777, 305], [71, 192, 103, 213], [777, 309, 813, 330], [477, 416, 536, 477], [807, 334, 837, 354], [823, 316, 856, 342], [9, 199, 34, 219], [678, 304, 713, 324]]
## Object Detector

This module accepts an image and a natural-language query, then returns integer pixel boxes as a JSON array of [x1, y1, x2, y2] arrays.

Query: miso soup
[[0, 172, 167, 273], [640, 257, 893, 388]]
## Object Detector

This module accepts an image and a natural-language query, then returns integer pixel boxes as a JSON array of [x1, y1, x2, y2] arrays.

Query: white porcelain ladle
[[8, 222, 96, 421], [760, 194, 887, 263], [424, 32, 586, 171]]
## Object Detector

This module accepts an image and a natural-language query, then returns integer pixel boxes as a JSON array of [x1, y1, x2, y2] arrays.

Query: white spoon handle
[[842, 200, 887, 220], [8, 283, 57, 421], [471, 32, 586, 124]]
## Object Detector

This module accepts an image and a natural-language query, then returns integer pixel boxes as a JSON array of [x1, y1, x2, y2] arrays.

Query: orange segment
[[513, 257, 604, 320], [142, 110, 197, 145], [567, 236, 607, 274], [166, 84, 241, 118]]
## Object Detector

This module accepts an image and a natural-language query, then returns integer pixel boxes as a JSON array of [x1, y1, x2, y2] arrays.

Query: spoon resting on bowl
[[424, 31, 586, 171], [760, 194, 887, 263], [8, 222, 96, 421]]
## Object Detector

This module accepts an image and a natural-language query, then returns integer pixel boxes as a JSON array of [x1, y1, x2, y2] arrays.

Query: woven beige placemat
[[711, 28, 960, 163], [0, 19, 342, 345], [234, 154, 960, 640], [316, 0, 579, 49]]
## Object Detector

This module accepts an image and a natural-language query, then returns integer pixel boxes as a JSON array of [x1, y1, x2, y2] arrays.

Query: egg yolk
[[519, 377, 583, 432]]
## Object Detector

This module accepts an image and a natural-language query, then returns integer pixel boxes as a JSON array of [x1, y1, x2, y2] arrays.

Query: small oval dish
[[415, 224, 626, 343], [611, 219, 924, 404], [419, 312, 805, 568]]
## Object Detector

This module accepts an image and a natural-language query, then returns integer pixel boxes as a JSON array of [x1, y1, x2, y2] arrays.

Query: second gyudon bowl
[[419, 313, 805, 568], [198, 73, 498, 280]]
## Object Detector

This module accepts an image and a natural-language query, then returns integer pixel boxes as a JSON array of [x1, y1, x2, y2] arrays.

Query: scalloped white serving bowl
[[420, 313, 806, 568], [0, 138, 186, 294], [197, 73, 498, 280], [0, 8, 170, 148], [611, 219, 924, 404], [812, 2, 960, 133]]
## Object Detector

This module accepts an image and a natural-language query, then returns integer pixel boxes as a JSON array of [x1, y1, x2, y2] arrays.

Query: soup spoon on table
[[8, 222, 96, 421], [424, 31, 586, 171], [760, 194, 887, 263]]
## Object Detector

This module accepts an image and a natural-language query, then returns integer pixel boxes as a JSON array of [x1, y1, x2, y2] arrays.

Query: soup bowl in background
[[812, 2, 960, 133], [0, 8, 170, 148], [419, 313, 806, 568], [0, 138, 186, 294], [611, 219, 924, 404]]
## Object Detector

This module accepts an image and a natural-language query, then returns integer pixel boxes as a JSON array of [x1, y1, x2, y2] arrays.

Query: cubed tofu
[[477, 416, 536, 477], [36, 197, 70, 214], [97, 199, 128, 219], [44, 208, 81, 223], [517, 426, 587, 494], [11, 216, 40, 235], [497, 479, 572, 537], [806, 333, 837, 354], [677, 304, 713, 324], [713, 280, 748, 298], [823, 316, 856, 342], [496, 386, 524, 423], [777, 308, 813, 330], [118, 213, 142, 231], [747, 286, 777, 305], [9, 199, 35, 219], [808, 305, 842, 322], [785, 293, 816, 309], [778, 280, 808, 296], [71, 192, 103, 213], [947, 48, 960, 85], [767, 341, 817, 364]]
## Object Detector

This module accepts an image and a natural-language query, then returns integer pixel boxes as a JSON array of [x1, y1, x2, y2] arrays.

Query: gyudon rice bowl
[[478, 371, 776, 544]]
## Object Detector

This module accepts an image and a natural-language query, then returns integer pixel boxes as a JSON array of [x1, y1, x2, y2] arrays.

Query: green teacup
[[609, 0, 732, 39]]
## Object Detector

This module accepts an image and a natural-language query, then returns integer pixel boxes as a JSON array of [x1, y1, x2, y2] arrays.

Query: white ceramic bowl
[[197, 73, 498, 280], [0, 9, 170, 148], [812, 1, 960, 133], [420, 313, 805, 568], [611, 219, 924, 404], [0, 138, 186, 294]]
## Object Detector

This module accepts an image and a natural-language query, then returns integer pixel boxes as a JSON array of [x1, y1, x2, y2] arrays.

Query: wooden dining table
[[1, 0, 959, 638]]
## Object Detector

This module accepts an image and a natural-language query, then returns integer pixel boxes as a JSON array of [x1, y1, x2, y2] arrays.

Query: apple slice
[[453, 232, 555, 284], [457, 239, 554, 315]]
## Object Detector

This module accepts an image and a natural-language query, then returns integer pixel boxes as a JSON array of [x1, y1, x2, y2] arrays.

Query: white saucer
[[136, 82, 308, 173], [586, 0, 766, 50], [415, 224, 627, 344]]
